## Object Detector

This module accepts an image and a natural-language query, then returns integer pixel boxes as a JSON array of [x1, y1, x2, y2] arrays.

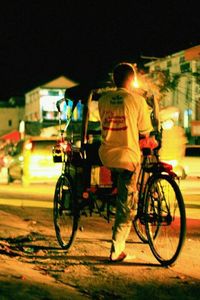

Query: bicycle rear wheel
[[145, 174, 186, 266], [133, 206, 160, 244], [133, 189, 160, 244], [53, 174, 79, 250], [133, 214, 148, 243]]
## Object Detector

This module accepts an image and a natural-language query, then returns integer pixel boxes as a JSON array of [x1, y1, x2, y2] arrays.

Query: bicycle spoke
[[145, 174, 186, 266], [133, 214, 148, 243]]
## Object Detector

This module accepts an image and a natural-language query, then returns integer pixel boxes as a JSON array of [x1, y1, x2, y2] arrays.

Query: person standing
[[98, 62, 153, 262]]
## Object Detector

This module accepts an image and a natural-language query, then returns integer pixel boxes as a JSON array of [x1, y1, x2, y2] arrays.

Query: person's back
[[99, 83, 152, 171]]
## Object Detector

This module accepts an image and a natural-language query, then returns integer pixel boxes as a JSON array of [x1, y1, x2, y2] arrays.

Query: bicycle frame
[[136, 142, 180, 222]]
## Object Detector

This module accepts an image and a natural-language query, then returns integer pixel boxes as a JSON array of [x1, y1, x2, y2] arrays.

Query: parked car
[[5, 136, 62, 185], [174, 145, 200, 179]]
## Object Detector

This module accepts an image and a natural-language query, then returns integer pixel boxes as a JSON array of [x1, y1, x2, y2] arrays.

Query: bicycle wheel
[[133, 199, 160, 244], [145, 174, 186, 266], [133, 214, 148, 243], [53, 174, 79, 250]]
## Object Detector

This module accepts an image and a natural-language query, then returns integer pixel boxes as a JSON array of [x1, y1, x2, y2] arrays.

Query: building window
[[180, 62, 191, 73], [155, 65, 161, 71], [48, 90, 59, 96], [165, 69, 170, 76], [179, 56, 185, 63], [167, 61, 172, 67], [8, 120, 12, 127]]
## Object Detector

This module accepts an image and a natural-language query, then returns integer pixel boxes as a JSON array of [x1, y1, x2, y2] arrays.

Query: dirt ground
[[0, 204, 200, 300]]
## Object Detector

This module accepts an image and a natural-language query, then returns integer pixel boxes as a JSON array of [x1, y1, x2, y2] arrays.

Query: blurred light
[[163, 159, 178, 167], [28, 155, 62, 177], [162, 119, 174, 130], [18, 155, 24, 162], [184, 165, 189, 174], [159, 106, 180, 123], [132, 64, 140, 88], [25, 142, 33, 151], [28, 166, 61, 177], [3, 156, 10, 165], [133, 75, 139, 88]]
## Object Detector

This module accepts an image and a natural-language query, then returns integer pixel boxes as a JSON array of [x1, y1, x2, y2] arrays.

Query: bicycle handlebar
[[56, 98, 68, 112]]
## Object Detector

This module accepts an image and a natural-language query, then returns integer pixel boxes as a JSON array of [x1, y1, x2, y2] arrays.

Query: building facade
[[24, 76, 78, 124], [0, 76, 78, 142], [0, 99, 25, 138], [145, 45, 200, 140]]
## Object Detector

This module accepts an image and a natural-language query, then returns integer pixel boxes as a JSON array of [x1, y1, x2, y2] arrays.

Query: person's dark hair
[[113, 63, 134, 87]]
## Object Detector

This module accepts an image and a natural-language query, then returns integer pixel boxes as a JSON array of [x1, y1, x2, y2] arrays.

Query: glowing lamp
[[132, 64, 140, 88], [133, 76, 139, 88]]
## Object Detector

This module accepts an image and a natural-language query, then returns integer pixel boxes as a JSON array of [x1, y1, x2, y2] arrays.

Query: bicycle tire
[[133, 181, 160, 244], [133, 215, 148, 243], [133, 200, 160, 244], [53, 174, 79, 250], [145, 174, 186, 266]]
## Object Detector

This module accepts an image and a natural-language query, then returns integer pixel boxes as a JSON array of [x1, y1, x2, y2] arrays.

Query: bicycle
[[52, 91, 186, 267], [133, 133, 186, 266]]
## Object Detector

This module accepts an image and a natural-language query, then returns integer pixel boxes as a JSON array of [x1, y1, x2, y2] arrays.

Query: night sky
[[0, 0, 199, 101]]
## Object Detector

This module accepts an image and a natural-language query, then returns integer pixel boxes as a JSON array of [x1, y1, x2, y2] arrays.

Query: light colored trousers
[[110, 167, 138, 258]]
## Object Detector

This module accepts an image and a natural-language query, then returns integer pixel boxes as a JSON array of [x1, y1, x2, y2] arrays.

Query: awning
[[0, 130, 21, 143]]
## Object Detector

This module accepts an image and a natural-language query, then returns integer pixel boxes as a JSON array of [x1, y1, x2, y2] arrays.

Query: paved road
[[0, 182, 55, 207], [0, 180, 200, 286], [0, 179, 199, 219]]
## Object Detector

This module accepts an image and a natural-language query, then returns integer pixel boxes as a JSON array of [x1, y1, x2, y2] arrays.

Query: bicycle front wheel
[[53, 174, 79, 250], [145, 174, 186, 266]]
